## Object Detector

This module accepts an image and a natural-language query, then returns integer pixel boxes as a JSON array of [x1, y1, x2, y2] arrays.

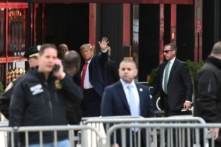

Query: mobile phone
[[53, 64, 60, 73]]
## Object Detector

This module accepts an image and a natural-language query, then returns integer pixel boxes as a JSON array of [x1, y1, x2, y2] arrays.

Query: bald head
[[211, 41, 221, 55], [63, 51, 81, 77], [211, 41, 221, 60], [58, 44, 68, 59], [58, 44, 68, 49]]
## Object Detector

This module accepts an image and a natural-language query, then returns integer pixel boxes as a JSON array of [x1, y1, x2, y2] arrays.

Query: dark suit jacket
[[151, 58, 193, 111], [80, 51, 108, 97], [101, 81, 154, 146], [102, 59, 119, 87]]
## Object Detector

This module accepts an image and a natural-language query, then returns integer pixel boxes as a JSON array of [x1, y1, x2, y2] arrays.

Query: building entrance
[[34, 3, 89, 53]]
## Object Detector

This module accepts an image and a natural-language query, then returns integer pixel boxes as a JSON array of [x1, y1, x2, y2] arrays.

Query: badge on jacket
[[55, 80, 62, 89], [30, 84, 44, 95]]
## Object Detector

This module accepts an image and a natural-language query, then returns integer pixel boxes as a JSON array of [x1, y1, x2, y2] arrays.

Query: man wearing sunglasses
[[151, 43, 193, 117]]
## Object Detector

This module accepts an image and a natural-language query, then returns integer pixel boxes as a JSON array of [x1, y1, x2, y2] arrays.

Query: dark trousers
[[82, 88, 101, 117], [113, 131, 145, 147], [163, 94, 182, 117], [163, 94, 184, 146], [131, 132, 145, 147]]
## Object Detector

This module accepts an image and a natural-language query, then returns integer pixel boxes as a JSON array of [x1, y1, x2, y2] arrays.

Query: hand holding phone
[[53, 59, 64, 79], [53, 64, 60, 73]]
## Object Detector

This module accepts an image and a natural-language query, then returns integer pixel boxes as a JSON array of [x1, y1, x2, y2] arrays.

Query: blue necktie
[[127, 85, 139, 131], [127, 85, 139, 116]]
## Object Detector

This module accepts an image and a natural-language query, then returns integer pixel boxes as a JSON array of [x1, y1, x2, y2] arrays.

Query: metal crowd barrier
[[0, 125, 105, 147], [0, 121, 8, 147], [82, 116, 207, 147], [106, 123, 220, 147], [81, 116, 143, 147], [0, 116, 211, 147]]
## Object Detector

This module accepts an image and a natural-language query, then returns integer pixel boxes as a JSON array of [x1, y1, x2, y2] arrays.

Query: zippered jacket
[[9, 66, 83, 145]]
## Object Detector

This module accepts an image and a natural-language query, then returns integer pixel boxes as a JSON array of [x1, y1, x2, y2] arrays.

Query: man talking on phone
[[9, 44, 83, 147]]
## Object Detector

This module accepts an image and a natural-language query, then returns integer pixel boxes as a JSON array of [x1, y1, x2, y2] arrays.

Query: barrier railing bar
[[40, 131, 43, 147], [84, 117, 206, 124]]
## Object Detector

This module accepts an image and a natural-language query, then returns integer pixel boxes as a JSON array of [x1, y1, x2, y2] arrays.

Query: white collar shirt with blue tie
[[120, 79, 140, 116]]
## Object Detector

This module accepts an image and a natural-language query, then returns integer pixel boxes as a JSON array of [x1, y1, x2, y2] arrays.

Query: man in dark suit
[[151, 43, 193, 117], [102, 45, 119, 87], [101, 59, 154, 147], [80, 37, 109, 117]]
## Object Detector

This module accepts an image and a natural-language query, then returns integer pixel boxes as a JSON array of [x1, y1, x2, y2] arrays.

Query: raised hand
[[98, 37, 109, 50]]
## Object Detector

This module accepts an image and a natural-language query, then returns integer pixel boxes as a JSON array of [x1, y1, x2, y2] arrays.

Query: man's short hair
[[39, 44, 57, 56], [211, 41, 221, 55], [63, 51, 81, 70], [165, 43, 177, 51], [120, 59, 137, 69], [80, 44, 93, 52]]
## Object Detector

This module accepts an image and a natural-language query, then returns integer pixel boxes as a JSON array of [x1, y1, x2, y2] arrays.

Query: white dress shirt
[[120, 79, 140, 116]]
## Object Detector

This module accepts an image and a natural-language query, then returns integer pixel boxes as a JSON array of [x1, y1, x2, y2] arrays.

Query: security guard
[[0, 45, 41, 119], [9, 44, 83, 147]]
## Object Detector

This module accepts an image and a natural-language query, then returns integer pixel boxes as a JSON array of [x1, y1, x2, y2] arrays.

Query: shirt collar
[[85, 57, 93, 64], [168, 57, 176, 64], [120, 79, 136, 89]]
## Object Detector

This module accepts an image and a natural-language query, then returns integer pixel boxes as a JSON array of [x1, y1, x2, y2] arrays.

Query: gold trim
[[29, 53, 39, 58]]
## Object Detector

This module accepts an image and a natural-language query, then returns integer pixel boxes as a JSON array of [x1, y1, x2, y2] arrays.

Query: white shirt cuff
[[101, 48, 108, 53], [185, 100, 192, 104]]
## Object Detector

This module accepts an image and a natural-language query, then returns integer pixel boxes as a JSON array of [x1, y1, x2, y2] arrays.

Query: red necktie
[[81, 61, 88, 89]]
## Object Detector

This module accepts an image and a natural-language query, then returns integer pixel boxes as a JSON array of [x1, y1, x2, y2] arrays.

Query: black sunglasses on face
[[163, 50, 173, 53]]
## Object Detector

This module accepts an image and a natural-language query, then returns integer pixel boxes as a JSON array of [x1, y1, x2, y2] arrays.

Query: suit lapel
[[135, 83, 144, 115], [116, 81, 130, 112]]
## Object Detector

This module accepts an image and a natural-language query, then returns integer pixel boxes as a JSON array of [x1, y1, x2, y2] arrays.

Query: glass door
[[0, 2, 28, 86]]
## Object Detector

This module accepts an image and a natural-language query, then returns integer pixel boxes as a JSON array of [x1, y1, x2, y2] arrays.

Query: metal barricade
[[82, 116, 205, 146], [81, 116, 143, 147], [0, 121, 9, 147], [0, 125, 105, 147], [106, 123, 219, 147]]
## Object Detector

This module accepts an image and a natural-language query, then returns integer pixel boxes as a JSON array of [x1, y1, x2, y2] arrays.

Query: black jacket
[[194, 56, 221, 123], [9, 67, 83, 145], [0, 76, 23, 119], [102, 59, 119, 87], [66, 101, 82, 125], [66, 75, 83, 125]]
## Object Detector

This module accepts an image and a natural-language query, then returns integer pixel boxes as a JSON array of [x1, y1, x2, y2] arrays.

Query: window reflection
[[8, 9, 26, 56]]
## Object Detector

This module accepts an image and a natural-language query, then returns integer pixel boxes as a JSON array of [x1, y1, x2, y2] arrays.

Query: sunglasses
[[163, 50, 173, 53]]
